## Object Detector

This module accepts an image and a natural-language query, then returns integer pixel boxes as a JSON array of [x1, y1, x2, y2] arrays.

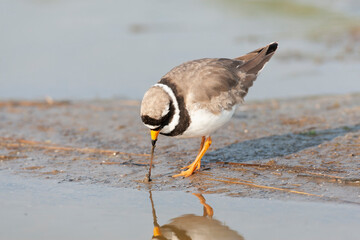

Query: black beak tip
[[151, 139, 157, 146]]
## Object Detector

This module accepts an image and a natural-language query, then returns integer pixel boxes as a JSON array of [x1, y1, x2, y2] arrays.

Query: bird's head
[[140, 86, 174, 146]]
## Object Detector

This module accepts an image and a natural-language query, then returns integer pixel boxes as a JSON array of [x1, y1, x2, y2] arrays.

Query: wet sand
[[0, 93, 359, 204]]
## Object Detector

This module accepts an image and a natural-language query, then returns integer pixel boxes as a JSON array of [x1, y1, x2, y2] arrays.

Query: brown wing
[[187, 58, 246, 113], [162, 42, 278, 113], [189, 58, 243, 101]]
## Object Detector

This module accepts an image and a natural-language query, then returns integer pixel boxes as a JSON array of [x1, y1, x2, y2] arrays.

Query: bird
[[141, 42, 278, 179]]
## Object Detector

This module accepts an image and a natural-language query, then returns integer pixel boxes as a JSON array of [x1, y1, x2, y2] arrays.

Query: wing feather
[[162, 42, 278, 113]]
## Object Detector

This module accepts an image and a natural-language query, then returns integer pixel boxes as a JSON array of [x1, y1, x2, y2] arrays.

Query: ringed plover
[[141, 42, 278, 180]]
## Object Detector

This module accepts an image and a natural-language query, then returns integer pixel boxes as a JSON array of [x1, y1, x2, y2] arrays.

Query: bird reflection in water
[[149, 191, 244, 240]]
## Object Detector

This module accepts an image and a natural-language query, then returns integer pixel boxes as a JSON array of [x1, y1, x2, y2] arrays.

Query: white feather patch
[[144, 124, 160, 130], [178, 105, 237, 138], [153, 83, 180, 134]]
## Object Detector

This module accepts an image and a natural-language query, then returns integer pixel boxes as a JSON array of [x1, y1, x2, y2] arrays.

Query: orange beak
[[150, 130, 160, 146]]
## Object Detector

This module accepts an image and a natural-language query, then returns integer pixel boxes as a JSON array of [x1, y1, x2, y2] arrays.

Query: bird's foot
[[172, 167, 197, 178], [181, 161, 201, 171]]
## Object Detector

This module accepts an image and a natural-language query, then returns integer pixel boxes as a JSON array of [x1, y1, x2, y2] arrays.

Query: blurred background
[[1, 0, 359, 101]]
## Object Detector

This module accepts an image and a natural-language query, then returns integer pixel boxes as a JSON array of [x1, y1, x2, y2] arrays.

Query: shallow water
[[1, 0, 359, 101], [1, 171, 359, 240]]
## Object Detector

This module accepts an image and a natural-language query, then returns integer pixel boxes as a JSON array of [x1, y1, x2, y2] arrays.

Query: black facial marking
[[159, 77, 191, 136], [141, 100, 175, 130]]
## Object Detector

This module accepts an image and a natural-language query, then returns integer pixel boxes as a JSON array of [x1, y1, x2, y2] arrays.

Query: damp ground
[[0, 93, 359, 203], [1, 94, 360, 239]]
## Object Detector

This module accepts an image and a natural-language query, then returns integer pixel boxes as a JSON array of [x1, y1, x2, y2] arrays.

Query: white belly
[[177, 106, 236, 138]]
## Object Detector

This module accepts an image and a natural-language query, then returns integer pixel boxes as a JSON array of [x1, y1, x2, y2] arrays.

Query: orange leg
[[173, 136, 212, 178], [181, 136, 206, 170], [198, 136, 206, 154]]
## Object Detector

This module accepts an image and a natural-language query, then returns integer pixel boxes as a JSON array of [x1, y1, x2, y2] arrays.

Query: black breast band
[[159, 78, 191, 136]]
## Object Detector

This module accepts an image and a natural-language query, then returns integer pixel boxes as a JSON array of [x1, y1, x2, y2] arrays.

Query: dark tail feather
[[234, 42, 278, 99], [235, 42, 278, 74], [265, 42, 278, 55]]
